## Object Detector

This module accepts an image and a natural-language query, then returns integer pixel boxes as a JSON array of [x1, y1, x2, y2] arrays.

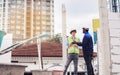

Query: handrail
[[0, 34, 48, 55]]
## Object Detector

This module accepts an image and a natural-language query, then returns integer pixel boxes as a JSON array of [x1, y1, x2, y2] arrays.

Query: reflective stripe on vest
[[67, 37, 79, 54]]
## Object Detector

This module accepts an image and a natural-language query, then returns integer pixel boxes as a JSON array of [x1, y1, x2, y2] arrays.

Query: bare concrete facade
[[0, 63, 26, 75], [108, 13, 120, 75]]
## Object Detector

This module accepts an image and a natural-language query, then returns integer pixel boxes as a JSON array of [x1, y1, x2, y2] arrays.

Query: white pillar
[[0, 0, 3, 30], [98, 0, 111, 75], [31, 0, 34, 38], [37, 38, 43, 70], [62, 4, 67, 66], [5, 0, 8, 33], [24, 0, 27, 39], [0, 34, 13, 63]]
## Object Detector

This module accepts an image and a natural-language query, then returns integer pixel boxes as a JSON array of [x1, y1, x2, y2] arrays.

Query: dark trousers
[[83, 52, 94, 75], [63, 54, 78, 75]]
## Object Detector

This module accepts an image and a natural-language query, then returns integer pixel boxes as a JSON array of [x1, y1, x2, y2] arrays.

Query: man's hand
[[71, 41, 77, 44], [68, 41, 77, 47], [91, 53, 94, 60], [75, 42, 82, 46]]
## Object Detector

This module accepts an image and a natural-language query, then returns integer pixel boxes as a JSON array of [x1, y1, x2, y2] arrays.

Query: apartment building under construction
[[0, 0, 54, 43]]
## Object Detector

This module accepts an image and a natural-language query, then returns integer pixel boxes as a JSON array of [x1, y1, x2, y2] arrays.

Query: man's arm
[[71, 40, 82, 46], [76, 42, 82, 46]]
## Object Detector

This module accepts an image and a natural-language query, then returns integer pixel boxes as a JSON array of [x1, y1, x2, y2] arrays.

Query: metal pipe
[[0, 34, 48, 55]]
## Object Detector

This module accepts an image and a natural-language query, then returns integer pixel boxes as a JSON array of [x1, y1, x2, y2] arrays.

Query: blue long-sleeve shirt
[[77, 32, 93, 53]]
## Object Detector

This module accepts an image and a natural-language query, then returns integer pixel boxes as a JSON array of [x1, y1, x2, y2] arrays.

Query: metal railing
[[0, 34, 48, 55]]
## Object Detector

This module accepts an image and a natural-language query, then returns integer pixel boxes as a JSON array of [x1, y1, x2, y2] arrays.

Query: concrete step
[[108, 13, 120, 29], [108, 13, 120, 20], [111, 55, 120, 63], [112, 63, 120, 73], [109, 20, 120, 29], [110, 37, 120, 46], [110, 29, 120, 37], [112, 72, 120, 75]]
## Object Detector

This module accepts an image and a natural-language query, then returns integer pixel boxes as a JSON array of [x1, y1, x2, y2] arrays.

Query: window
[[35, 1, 40, 4], [17, 20, 22, 24], [46, 22, 50, 25], [46, 3, 50, 6], [36, 27, 40, 30], [0, 9, 2, 12], [112, 0, 118, 12], [17, 15, 21, 19], [17, 0, 22, 4], [16, 26, 20, 29], [11, 5, 16, 8], [108, 0, 120, 12], [36, 21, 40, 25], [36, 16, 40, 20], [42, 21, 46, 25], [11, 26, 14, 29], [27, 2, 31, 6], [42, 17, 46, 20], [0, 0, 2, 2], [42, 6, 46, 10], [38, 2, 40, 5], [3, 3, 5, 7], [52, 0, 54, 3], [11, 61, 18, 63], [16, 31, 20, 34], [46, 0, 50, 3], [46, 7, 50, 10], [42, 26, 46, 30], [11, 20, 15, 23], [42, 11, 46, 14], [46, 17, 50, 20], [36, 6, 40, 10], [0, 4, 2, 7]]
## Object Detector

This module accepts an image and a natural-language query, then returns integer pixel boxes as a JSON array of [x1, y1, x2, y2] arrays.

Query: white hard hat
[[69, 28, 77, 34]]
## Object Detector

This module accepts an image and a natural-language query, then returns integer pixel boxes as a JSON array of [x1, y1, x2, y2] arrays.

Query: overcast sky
[[54, 0, 99, 39]]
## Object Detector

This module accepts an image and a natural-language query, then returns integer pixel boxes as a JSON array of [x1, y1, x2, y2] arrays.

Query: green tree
[[47, 33, 62, 43]]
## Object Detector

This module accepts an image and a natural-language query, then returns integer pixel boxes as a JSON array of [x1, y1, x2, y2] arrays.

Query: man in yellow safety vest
[[63, 29, 80, 75]]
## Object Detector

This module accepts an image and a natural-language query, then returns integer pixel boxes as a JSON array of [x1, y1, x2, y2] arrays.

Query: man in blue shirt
[[74, 27, 94, 75]]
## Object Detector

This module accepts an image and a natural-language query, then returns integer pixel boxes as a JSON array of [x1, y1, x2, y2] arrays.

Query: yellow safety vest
[[67, 36, 80, 54]]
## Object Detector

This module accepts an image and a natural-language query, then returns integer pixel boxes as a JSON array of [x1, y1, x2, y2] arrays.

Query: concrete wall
[[97, 13, 120, 75], [32, 70, 63, 75], [52, 70, 63, 75], [108, 13, 120, 75], [32, 70, 53, 75], [12, 57, 87, 72], [0, 63, 26, 75]]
